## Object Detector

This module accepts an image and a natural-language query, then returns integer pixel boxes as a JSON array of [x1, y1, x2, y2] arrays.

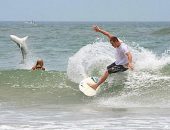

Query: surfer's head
[[110, 36, 121, 48]]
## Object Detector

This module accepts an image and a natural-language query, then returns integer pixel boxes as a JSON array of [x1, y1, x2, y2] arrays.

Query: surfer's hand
[[128, 63, 134, 70], [93, 25, 100, 32]]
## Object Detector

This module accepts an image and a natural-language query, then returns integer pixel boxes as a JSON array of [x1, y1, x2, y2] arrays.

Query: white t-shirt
[[115, 43, 129, 65]]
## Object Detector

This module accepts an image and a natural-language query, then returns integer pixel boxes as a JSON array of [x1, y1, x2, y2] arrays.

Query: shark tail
[[22, 36, 29, 43]]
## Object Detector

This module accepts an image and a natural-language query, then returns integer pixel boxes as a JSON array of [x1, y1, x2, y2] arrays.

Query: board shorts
[[107, 62, 128, 74]]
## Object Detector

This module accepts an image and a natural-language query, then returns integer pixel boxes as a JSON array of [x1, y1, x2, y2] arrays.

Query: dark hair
[[110, 36, 119, 42]]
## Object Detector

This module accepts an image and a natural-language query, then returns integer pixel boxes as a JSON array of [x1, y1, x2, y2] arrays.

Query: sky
[[0, 0, 170, 21]]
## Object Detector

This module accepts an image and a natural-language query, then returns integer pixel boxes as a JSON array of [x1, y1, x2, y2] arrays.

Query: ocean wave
[[0, 70, 84, 104], [152, 27, 170, 35]]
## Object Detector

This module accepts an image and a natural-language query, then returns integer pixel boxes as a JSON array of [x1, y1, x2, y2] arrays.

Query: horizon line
[[0, 20, 170, 22]]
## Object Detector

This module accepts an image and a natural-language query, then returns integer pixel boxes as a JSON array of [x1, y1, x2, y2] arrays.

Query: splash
[[67, 40, 115, 83], [131, 45, 170, 71]]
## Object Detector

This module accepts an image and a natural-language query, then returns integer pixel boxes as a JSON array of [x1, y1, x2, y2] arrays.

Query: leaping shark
[[10, 35, 28, 63]]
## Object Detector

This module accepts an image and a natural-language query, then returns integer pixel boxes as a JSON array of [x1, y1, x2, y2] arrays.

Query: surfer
[[89, 25, 133, 90], [32, 59, 45, 71]]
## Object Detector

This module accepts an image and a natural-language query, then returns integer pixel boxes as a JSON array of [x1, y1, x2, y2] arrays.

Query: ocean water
[[0, 21, 170, 130]]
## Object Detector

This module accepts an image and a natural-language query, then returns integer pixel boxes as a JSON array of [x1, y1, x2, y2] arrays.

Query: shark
[[10, 35, 28, 63]]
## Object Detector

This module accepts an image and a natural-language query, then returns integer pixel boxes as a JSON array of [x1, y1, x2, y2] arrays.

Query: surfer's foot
[[88, 83, 98, 90]]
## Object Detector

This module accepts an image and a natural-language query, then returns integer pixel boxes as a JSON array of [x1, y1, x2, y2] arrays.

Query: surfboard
[[79, 77, 99, 96]]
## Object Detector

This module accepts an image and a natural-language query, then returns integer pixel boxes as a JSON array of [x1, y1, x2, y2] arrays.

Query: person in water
[[89, 25, 133, 90], [32, 59, 45, 70]]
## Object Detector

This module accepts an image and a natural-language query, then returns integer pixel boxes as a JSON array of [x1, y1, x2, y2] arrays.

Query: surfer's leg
[[96, 70, 109, 87], [89, 70, 109, 90], [89, 62, 128, 90], [88, 63, 115, 90], [95, 62, 121, 88]]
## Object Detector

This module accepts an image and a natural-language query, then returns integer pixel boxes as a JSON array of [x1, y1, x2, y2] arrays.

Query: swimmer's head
[[36, 59, 44, 68]]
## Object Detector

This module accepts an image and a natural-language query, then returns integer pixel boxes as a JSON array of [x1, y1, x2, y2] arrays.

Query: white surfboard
[[79, 77, 99, 96]]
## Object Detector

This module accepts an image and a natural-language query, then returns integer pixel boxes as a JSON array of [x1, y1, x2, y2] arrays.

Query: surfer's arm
[[93, 25, 114, 39], [126, 52, 133, 70]]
